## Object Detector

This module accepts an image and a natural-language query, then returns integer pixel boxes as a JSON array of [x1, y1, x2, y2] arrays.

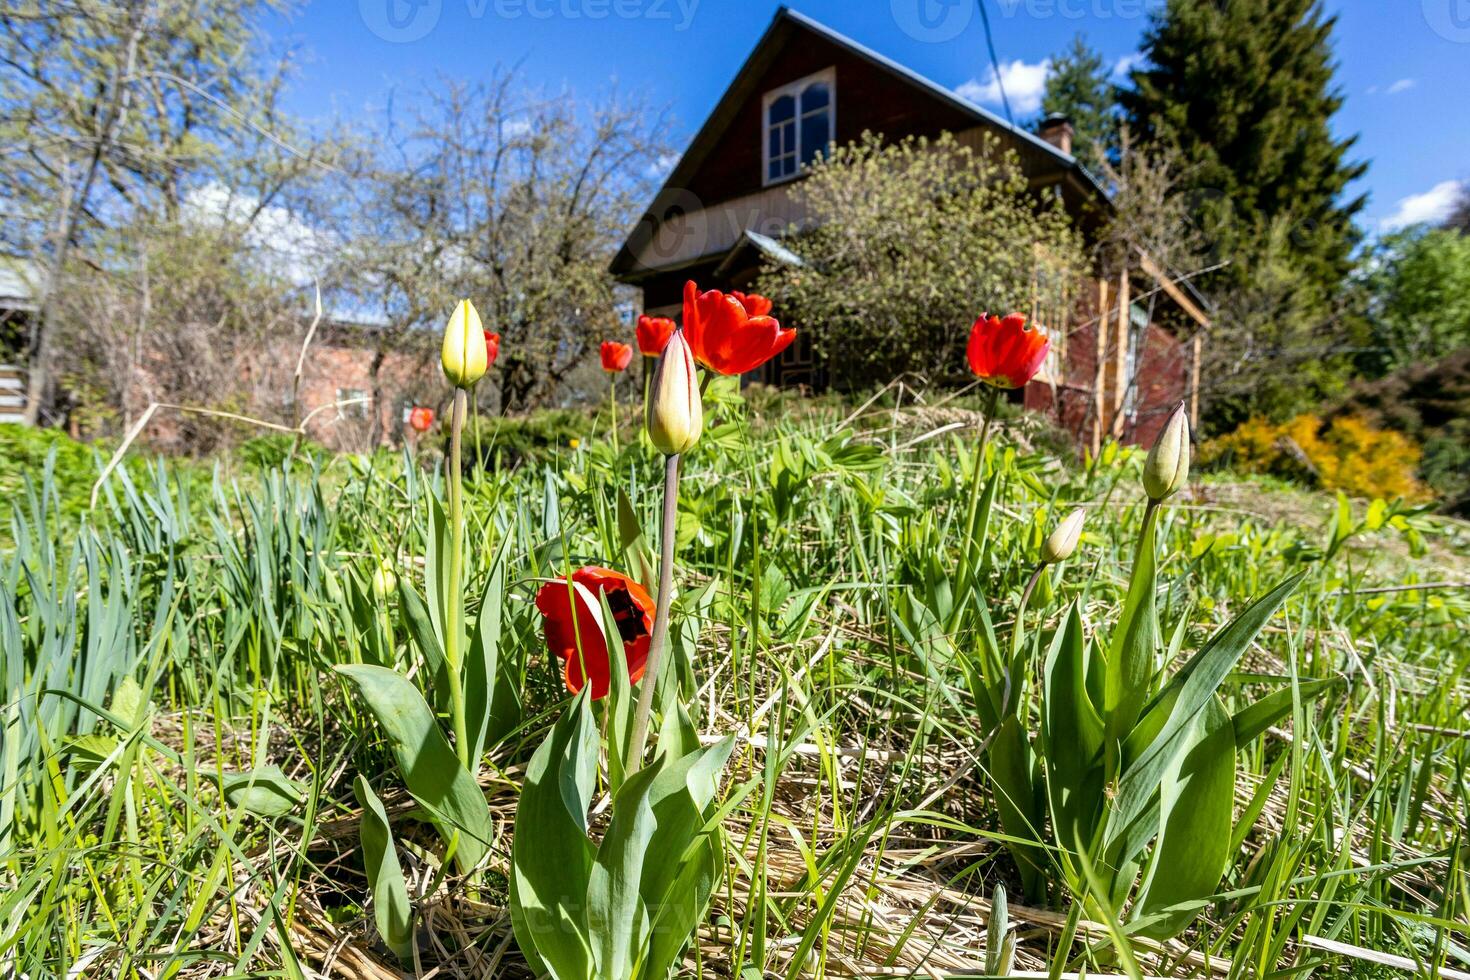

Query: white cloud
[[646, 152, 680, 179], [1381, 179, 1465, 231], [1112, 52, 1145, 79], [957, 59, 1051, 117], [501, 118, 533, 138], [182, 182, 334, 286], [1385, 78, 1416, 95]]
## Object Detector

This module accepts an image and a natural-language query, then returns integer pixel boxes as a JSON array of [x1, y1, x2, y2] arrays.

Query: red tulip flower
[[636, 315, 676, 357], [681, 280, 796, 376], [601, 341, 634, 373], [966, 313, 1049, 389], [484, 331, 502, 369], [534, 566, 655, 700], [730, 290, 773, 317], [407, 406, 435, 433]]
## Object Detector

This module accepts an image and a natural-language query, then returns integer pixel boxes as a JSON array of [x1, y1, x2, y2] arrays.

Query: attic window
[[763, 68, 835, 185]]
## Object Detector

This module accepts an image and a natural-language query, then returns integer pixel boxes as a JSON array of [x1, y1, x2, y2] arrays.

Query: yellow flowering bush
[[1204, 413, 1427, 501]]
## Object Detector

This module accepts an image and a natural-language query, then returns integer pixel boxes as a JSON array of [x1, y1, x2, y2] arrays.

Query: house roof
[[610, 6, 1107, 279], [0, 257, 44, 310]]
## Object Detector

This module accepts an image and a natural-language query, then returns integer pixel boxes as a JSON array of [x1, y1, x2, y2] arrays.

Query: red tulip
[[966, 313, 1049, 389], [408, 406, 435, 433], [534, 566, 655, 700], [484, 331, 501, 369], [730, 290, 773, 317], [636, 315, 676, 357], [601, 341, 634, 373], [681, 280, 795, 376]]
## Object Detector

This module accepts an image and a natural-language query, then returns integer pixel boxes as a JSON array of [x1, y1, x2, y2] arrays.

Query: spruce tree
[[1038, 34, 1117, 170], [1120, 0, 1366, 287]]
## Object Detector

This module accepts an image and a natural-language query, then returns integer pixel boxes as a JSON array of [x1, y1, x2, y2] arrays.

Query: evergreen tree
[[1119, 0, 1368, 420], [1038, 34, 1117, 169], [1121, 0, 1365, 285]]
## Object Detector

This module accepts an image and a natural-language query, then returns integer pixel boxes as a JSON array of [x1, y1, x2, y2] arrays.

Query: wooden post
[[1111, 266, 1131, 439], [1190, 330, 1203, 429], [1092, 278, 1109, 458]]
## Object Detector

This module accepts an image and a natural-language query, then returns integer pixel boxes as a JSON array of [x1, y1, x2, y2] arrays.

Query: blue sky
[[273, 0, 1470, 233]]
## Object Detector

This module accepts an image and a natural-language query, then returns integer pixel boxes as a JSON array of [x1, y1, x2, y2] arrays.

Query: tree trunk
[[23, 2, 148, 425]]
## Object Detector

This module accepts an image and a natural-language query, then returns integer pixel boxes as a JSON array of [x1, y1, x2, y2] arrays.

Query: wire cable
[[976, 0, 1013, 125]]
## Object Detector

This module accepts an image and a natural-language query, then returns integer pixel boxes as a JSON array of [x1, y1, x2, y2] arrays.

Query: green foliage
[[1122, 0, 1365, 290], [1121, 0, 1367, 425], [756, 131, 1085, 389], [1039, 34, 1118, 169], [1354, 228, 1470, 378]]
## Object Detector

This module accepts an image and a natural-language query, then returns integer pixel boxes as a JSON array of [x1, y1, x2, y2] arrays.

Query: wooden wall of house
[[1025, 274, 1196, 450]]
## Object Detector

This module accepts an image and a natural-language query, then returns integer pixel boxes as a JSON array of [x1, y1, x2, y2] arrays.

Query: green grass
[[1, 388, 1466, 979]]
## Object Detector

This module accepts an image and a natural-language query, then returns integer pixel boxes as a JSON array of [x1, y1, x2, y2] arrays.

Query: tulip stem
[[446, 387, 470, 771], [627, 452, 680, 775], [609, 375, 620, 457], [957, 385, 1001, 598]]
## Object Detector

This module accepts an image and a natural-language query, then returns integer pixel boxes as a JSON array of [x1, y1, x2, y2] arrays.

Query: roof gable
[[611, 7, 1104, 278]]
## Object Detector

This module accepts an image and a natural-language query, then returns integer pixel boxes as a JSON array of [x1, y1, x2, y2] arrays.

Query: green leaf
[[1107, 573, 1304, 866], [1129, 696, 1235, 939], [211, 765, 306, 818], [511, 693, 596, 980], [465, 529, 521, 762], [640, 737, 736, 980], [1104, 508, 1159, 745], [396, 577, 450, 711], [1041, 604, 1105, 857], [988, 715, 1045, 898], [335, 665, 493, 873], [353, 775, 414, 963], [616, 488, 657, 598], [588, 764, 659, 980], [1229, 677, 1337, 747]]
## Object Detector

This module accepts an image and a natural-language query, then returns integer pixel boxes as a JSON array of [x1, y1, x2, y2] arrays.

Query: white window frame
[[762, 67, 836, 188]]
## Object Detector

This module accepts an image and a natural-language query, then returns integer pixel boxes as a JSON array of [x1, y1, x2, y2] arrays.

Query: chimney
[[1038, 113, 1074, 156]]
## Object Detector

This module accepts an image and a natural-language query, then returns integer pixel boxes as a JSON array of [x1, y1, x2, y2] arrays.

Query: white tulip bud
[[1143, 402, 1191, 501], [1041, 508, 1086, 563], [441, 299, 487, 389], [371, 559, 397, 599], [645, 329, 703, 456]]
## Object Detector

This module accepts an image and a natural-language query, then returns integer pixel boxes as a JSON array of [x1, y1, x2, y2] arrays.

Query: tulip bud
[[441, 299, 488, 389], [371, 559, 397, 599], [1143, 402, 1191, 501], [645, 329, 703, 455], [1041, 508, 1086, 563]]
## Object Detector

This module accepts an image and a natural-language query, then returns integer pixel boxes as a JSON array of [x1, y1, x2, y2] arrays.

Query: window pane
[[800, 109, 830, 165], [768, 94, 795, 123], [801, 82, 830, 112]]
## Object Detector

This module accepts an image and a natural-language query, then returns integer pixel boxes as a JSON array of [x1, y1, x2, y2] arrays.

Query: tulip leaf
[[640, 736, 736, 980], [511, 692, 596, 980], [210, 765, 306, 818], [353, 775, 414, 963], [1129, 695, 1235, 938], [1103, 508, 1159, 746], [616, 488, 657, 598], [1229, 677, 1337, 747], [395, 576, 451, 715], [1041, 604, 1105, 856], [1106, 572, 1304, 866], [465, 529, 520, 762], [988, 714, 1046, 898], [335, 664, 492, 873]]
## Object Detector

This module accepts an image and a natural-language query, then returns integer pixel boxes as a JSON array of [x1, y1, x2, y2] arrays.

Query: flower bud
[[441, 299, 488, 389], [371, 559, 397, 599], [1143, 402, 1191, 501], [645, 329, 703, 456], [1041, 508, 1086, 563]]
